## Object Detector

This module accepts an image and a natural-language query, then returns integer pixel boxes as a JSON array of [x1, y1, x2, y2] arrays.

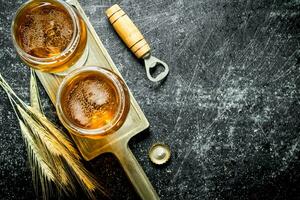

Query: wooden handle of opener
[[106, 4, 151, 59]]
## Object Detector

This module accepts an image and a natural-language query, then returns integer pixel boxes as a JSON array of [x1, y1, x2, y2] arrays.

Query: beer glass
[[11, 0, 88, 74]]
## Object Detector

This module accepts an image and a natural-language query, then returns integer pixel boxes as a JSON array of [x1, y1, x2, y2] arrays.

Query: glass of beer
[[56, 66, 130, 138], [11, 0, 88, 74]]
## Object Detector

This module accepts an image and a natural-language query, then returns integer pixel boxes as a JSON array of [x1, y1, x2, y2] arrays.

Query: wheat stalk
[[27, 72, 104, 196], [20, 112, 55, 181], [30, 69, 43, 113], [17, 105, 65, 156], [0, 73, 107, 199], [30, 70, 74, 192], [27, 106, 80, 159], [19, 119, 56, 199], [3, 90, 58, 199], [17, 104, 102, 194], [29, 70, 56, 198]]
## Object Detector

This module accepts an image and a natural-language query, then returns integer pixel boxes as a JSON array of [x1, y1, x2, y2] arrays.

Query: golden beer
[[11, 0, 87, 73], [56, 66, 130, 138]]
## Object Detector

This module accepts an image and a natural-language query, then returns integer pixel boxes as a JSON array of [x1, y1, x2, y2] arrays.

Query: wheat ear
[[0, 73, 107, 199]]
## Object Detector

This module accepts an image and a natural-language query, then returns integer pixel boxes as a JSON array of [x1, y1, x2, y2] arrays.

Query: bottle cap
[[148, 143, 171, 165]]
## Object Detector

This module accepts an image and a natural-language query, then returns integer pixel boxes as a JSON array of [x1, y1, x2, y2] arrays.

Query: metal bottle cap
[[148, 143, 171, 165]]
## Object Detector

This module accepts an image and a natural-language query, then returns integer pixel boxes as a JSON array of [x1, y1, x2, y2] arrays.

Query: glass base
[[54, 44, 89, 76]]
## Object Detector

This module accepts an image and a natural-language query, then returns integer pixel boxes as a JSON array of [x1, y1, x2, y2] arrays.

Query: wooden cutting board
[[36, 0, 159, 199]]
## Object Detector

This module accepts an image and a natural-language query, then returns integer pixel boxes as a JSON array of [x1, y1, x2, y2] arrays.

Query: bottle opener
[[106, 4, 169, 82]]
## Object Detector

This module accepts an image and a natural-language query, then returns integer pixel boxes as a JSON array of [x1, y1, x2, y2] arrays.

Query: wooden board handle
[[106, 4, 150, 59], [113, 142, 160, 200]]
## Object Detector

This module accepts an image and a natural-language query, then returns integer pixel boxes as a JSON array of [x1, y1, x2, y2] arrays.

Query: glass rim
[[56, 66, 130, 136], [11, 0, 80, 64]]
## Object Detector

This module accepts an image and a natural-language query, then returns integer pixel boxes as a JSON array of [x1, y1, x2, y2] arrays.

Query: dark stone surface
[[0, 0, 300, 199]]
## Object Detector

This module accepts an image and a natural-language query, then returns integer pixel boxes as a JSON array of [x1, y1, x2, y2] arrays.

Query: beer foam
[[65, 79, 113, 127], [69, 99, 89, 126], [18, 4, 74, 57], [85, 80, 109, 106]]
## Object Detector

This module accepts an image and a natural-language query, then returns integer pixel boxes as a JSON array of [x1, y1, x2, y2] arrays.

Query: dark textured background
[[1, 0, 300, 199]]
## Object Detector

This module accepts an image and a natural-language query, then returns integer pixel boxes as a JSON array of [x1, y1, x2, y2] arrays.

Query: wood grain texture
[[106, 4, 151, 59]]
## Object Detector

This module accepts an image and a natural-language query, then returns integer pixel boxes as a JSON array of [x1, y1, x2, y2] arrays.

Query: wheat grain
[[19, 120, 55, 182], [30, 69, 43, 113], [0, 73, 106, 199]]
